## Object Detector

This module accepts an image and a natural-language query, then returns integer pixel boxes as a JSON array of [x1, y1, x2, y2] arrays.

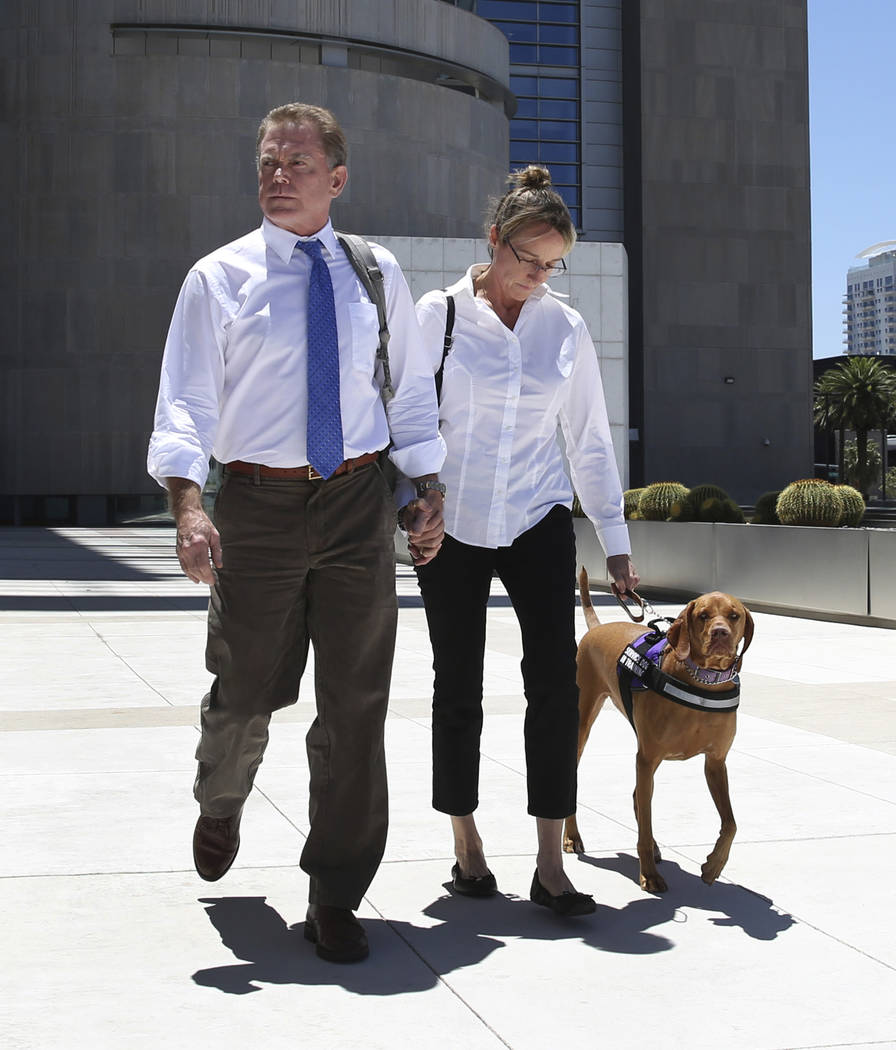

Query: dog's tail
[[578, 566, 601, 631]]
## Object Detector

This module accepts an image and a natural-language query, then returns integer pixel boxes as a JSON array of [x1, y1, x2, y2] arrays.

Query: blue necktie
[[297, 238, 344, 479]]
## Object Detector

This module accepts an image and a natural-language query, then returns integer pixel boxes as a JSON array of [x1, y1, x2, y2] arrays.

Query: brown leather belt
[[225, 451, 381, 481]]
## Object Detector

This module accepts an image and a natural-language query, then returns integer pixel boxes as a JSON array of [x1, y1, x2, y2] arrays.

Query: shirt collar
[[448, 263, 552, 303], [261, 217, 340, 264]]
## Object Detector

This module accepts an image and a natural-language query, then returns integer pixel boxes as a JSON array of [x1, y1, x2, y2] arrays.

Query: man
[[147, 103, 446, 964]]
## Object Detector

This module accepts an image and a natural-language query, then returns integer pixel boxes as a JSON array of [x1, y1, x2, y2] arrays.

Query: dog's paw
[[640, 871, 668, 893]]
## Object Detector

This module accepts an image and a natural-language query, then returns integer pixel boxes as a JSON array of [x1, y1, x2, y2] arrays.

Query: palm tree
[[814, 357, 896, 499]]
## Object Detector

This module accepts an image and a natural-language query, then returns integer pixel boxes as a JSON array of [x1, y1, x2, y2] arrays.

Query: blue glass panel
[[538, 120, 578, 140], [493, 20, 537, 41], [556, 184, 579, 208], [538, 2, 578, 23], [538, 44, 578, 65], [514, 98, 537, 118], [567, 207, 580, 228], [509, 143, 536, 164], [543, 163, 577, 183], [509, 119, 539, 138], [539, 24, 578, 44], [510, 75, 537, 94], [477, 0, 537, 18], [538, 76, 578, 98], [539, 98, 578, 119], [537, 141, 578, 162], [509, 42, 538, 62]]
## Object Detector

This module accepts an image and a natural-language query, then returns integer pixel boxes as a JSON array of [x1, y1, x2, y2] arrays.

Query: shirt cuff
[[388, 435, 447, 482], [593, 521, 632, 559]]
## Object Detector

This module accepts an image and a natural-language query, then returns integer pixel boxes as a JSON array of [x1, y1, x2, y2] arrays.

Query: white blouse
[[416, 265, 630, 556]]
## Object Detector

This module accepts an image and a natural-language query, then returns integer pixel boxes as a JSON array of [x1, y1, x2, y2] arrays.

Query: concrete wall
[[378, 238, 631, 487], [631, 0, 813, 504], [0, 0, 511, 517]]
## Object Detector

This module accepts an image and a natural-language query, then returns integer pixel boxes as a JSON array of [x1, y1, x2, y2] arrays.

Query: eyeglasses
[[505, 239, 567, 277]]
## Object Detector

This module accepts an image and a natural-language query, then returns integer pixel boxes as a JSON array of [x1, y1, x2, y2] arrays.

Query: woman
[[412, 167, 640, 915]]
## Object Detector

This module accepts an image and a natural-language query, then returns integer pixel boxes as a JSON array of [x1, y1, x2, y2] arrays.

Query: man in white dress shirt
[[147, 103, 446, 963]]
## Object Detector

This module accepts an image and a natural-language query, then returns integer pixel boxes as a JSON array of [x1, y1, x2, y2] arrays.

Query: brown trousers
[[193, 462, 398, 909]]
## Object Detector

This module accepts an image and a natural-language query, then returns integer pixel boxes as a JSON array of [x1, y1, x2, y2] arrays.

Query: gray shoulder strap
[[335, 232, 394, 404]]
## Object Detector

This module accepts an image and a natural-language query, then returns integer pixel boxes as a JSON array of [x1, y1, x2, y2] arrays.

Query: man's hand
[[403, 484, 445, 566], [167, 478, 223, 585], [607, 554, 640, 598]]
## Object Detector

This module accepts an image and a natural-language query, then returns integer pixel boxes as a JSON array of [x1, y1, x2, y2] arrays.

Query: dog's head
[[666, 592, 753, 672]]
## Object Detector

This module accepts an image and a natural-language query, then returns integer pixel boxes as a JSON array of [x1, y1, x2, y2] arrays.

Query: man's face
[[257, 121, 347, 236]]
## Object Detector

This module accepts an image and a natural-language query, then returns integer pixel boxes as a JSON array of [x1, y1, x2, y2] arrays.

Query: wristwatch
[[416, 480, 446, 498]]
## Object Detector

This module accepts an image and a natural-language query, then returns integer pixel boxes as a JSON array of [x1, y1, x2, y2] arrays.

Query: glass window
[[510, 119, 539, 138], [509, 42, 538, 62], [567, 206, 580, 228], [543, 163, 577, 183], [477, 0, 537, 18], [514, 97, 537, 118], [538, 141, 578, 162], [538, 120, 578, 140], [556, 185, 579, 209], [538, 2, 578, 23], [538, 76, 578, 98], [539, 24, 578, 44], [510, 75, 538, 94], [494, 20, 537, 41], [538, 44, 578, 65], [509, 143, 536, 164], [539, 98, 578, 119]]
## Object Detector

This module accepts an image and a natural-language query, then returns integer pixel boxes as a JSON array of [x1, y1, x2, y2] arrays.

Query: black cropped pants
[[415, 505, 579, 820]]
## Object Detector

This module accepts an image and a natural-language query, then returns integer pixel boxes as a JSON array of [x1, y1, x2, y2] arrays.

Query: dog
[[563, 568, 754, 893]]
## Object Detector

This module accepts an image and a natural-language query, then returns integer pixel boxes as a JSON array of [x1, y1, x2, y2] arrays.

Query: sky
[[808, 0, 896, 358]]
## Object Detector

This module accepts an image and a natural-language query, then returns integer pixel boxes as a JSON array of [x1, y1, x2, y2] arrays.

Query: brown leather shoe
[[304, 904, 369, 963], [192, 810, 242, 882]]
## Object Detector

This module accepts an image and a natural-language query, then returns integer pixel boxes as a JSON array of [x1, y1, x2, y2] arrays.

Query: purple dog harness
[[617, 629, 741, 729]]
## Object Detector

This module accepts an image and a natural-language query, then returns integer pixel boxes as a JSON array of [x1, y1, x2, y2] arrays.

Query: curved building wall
[[0, 1, 511, 516]]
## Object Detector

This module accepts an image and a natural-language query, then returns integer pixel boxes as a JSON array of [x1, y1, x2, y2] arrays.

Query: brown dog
[[563, 569, 754, 892]]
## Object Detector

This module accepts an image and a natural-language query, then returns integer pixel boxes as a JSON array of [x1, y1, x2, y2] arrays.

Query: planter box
[[574, 518, 895, 626]]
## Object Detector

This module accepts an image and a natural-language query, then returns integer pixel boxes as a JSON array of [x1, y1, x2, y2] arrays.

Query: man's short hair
[[256, 103, 347, 170]]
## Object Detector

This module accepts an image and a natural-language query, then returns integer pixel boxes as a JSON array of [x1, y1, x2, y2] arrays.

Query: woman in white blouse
[[414, 166, 640, 916]]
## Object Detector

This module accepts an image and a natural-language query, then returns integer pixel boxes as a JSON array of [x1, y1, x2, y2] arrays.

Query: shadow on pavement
[[576, 852, 796, 942]]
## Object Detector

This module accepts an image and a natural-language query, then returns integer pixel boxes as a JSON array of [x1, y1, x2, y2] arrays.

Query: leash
[[612, 587, 674, 636]]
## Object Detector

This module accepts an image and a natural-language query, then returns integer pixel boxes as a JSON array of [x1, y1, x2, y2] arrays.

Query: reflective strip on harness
[[617, 632, 740, 729]]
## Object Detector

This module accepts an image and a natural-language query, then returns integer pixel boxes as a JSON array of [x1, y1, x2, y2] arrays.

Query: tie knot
[[296, 238, 324, 261]]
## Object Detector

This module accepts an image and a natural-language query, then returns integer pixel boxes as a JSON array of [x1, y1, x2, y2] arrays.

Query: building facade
[[844, 246, 896, 356], [2, 0, 812, 521]]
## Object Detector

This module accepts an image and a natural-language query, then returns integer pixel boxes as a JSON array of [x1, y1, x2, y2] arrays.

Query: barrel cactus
[[668, 483, 744, 523], [638, 481, 689, 521], [776, 479, 843, 527], [834, 485, 865, 527], [751, 491, 781, 525], [623, 487, 646, 520]]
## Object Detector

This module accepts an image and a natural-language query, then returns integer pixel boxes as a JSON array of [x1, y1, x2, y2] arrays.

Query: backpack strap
[[435, 293, 455, 403], [335, 232, 394, 404]]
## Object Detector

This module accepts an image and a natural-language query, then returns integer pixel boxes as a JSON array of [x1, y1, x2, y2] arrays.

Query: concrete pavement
[[1, 527, 894, 1050]]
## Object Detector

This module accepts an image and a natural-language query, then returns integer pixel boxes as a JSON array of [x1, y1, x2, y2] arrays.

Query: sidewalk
[[1, 527, 894, 1050]]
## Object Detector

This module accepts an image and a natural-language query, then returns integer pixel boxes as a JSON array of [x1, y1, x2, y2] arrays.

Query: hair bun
[[510, 165, 553, 191]]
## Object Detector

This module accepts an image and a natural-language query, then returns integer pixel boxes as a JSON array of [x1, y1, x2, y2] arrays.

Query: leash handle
[[613, 586, 646, 623]]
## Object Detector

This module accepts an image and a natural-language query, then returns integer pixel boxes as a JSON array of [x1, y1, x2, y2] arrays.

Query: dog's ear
[[739, 607, 755, 656], [666, 602, 695, 661]]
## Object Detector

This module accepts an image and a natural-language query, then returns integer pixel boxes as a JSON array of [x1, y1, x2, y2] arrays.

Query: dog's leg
[[562, 690, 606, 855], [701, 755, 736, 884], [634, 751, 666, 892]]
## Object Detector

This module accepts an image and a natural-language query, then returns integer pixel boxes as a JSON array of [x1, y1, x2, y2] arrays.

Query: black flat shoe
[[530, 870, 596, 916], [451, 862, 498, 897]]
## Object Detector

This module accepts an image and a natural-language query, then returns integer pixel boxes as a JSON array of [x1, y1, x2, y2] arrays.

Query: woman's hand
[[607, 554, 640, 598]]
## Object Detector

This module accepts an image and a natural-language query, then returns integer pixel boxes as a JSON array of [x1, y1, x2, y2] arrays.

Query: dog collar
[[681, 655, 739, 686]]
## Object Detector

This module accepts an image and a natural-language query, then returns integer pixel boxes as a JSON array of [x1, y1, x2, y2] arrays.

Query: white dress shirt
[[416, 265, 630, 556], [147, 218, 445, 489]]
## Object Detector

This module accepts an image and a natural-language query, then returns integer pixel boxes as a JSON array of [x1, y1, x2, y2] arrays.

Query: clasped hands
[[402, 488, 445, 566]]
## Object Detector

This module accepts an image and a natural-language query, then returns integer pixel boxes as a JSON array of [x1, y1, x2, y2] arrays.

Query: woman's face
[[487, 223, 569, 303]]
